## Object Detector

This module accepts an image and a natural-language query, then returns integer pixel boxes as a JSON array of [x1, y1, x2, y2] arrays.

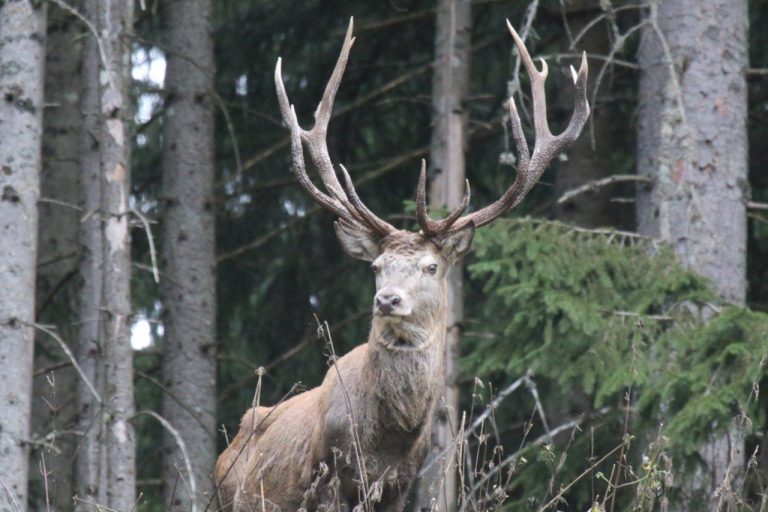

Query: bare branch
[[556, 174, 652, 204], [133, 411, 198, 512], [130, 208, 159, 283], [21, 320, 102, 404]]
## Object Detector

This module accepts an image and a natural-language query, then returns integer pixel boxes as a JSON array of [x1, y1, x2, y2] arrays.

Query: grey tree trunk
[[76, 0, 106, 506], [30, 3, 83, 509], [159, 0, 218, 509], [95, 0, 136, 508], [553, 1, 627, 229], [636, 0, 748, 504], [417, 1, 472, 510], [0, 1, 46, 509]]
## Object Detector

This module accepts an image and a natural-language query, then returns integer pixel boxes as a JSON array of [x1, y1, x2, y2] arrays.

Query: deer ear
[[438, 222, 475, 263], [334, 221, 381, 262]]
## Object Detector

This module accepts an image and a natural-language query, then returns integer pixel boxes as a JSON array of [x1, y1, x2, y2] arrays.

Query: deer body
[[216, 234, 452, 511], [215, 17, 589, 512]]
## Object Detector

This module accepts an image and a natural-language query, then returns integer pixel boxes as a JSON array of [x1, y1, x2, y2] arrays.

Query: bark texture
[[0, 0, 46, 508], [96, 0, 136, 508], [76, 0, 106, 506], [636, 0, 749, 501], [417, 1, 472, 510], [30, 3, 82, 508], [637, 0, 748, 303], [160, 0, 218, 509]]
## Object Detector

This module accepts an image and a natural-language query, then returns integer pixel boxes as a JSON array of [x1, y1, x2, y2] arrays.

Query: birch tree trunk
[[96, 0, 136, 508], [160, 0, 218, 509], [30, 3, 82, 508], [636, 0, 748, 505], [417, 1, 472, 510], [76, 0, 106, 506], [0, 1, 46, 508]]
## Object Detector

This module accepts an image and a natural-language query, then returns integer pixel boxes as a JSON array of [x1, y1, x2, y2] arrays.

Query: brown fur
[[215, 232, 461, 512]]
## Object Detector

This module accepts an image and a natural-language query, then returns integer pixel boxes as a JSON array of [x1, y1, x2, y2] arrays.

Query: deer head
[[274, 18, 589, 343]]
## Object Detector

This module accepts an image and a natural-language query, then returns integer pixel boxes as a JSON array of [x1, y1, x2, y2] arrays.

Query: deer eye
[[427, 263, 438, 275], [371, 264, 380, 274]]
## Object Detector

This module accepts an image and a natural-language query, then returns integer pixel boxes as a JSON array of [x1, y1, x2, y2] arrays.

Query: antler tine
[[274, 67, 350, 219], [275, 18, 396, 235], [507, 97, 530, 176], [338, 164, 396, 236], [300, 17, 355, 203], [445, 21, 590, 233], [416, 160, 471, 237]]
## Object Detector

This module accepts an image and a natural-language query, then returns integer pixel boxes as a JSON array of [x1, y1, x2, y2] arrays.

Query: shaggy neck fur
[[364, 281, 447, 433]]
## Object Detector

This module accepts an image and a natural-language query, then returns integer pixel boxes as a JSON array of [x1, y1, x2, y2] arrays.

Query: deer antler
[[415, 20, 590, 237], [276, 19, 589, 241], [274, 18, 396, 237]]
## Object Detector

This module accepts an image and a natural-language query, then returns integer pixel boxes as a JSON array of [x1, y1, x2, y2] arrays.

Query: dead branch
[[747, 201, 768, 211], [556, 174, 652, 204], [130, 208, 159, 283], [133, 411, 198, 512], [21, 320, 102, 404]]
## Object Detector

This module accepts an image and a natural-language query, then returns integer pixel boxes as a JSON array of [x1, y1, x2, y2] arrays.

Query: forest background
[[1, 0, 768, 511]]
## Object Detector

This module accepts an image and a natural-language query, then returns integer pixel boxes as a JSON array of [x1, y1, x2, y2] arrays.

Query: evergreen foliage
[[463, 217, 768, 508]]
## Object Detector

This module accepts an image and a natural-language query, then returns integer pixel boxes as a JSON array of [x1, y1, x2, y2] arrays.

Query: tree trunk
[[76, 0, 106, 506], [636, 0, 748, 505], [96, 0, 136, 508], [30, 3, 82, 508], [0, 0, 47, 508], [417, 1, 472, 510], [160, 0, 218, 509]]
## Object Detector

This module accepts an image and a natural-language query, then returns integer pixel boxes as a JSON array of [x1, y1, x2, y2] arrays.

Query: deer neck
[[364, 294, 447, 433]]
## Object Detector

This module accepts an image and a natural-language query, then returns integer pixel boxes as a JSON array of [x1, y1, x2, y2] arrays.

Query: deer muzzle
[[374, 288, 411, 318]]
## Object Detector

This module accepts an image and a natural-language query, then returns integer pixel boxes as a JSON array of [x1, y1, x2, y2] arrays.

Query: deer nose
[[375, 293, 401, 315]]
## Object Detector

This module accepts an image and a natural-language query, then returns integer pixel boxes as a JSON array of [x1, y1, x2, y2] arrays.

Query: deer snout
[[374, 290, 407, 316]]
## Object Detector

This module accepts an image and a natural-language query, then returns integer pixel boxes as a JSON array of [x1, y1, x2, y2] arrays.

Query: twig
[[211, 92, 244, 189], [556, 174, 652, 204], [419, 376, 526, 477], [21, 320, 102, 404], [39, 453, 51, 512], [45, 0, 112, 89], [34, 361, 73, 378], [130, 208, 159, 283], [38, 197, 83, 212], [469, 414, 589, 496], [0, 477, 21, 512], [36, 268, 78, 318], [569, 4, 649, 50], [133, 411, 198, 512], [588, 21, 649, 147], [611, 310, 673, 322], [536, 425, 624, 512], [135, 371, 215, 441], [748, 201, 768, 211], [218, 310, 367, 402], [524, 374, 551, 441], [510, 216, 652, 242], [315, 317, 372, 511], [748, 68, 768, 76], [73, 494, 119, 511], [541, 52, 639, 70]]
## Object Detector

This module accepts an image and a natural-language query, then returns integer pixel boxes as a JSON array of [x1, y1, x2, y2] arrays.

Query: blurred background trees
[[0, 0, 767, 510]]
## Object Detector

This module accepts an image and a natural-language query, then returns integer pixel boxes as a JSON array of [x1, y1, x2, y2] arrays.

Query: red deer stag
[[215, 18, 589, 512]]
